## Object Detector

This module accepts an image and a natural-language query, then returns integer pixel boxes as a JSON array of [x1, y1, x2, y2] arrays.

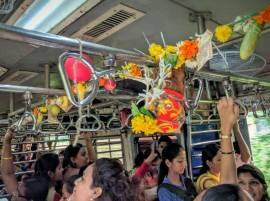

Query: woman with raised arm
[[62, 132, 96, 180], [233, 121, 251, 167], [195, 97, 253, 201], [1, 128, 49, 201]]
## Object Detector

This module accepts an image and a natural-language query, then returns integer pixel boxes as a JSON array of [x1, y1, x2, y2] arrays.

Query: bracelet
[[2, 157, 12, 160], [220, 135, 232, 139], [221, 151, 234, 155]]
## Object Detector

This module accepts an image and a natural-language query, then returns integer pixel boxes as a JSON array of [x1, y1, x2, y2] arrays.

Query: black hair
[[34, 153, 60, 180], [64, 175, 80, 194], [63, 143, 83, 168], [22, 176, 49, 201], [200, 143, 220, 174], [92, 158, 144, 201], [158, 135, 172, 145], [158, 143, 184, 185], [134, 151, 145, 168], [237, 164, 269, 201], [202, 184, 242, 201]]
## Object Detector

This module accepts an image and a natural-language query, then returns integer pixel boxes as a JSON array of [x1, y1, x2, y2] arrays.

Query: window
[[246, 112, 270, 194], [95, 136, 124, 164]]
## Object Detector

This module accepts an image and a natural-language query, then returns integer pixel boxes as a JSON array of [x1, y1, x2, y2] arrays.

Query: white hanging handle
[[191, 112, 203, 125], [16, 112, 37, 132], [107, 111, 123, 130], [37, 120, 65, 134], [185, 77, 203, 111], [16, 91, 37, 133], [76, 114, 102, 132], [58, 52, 114, 107], [125, 114, 132, 128]]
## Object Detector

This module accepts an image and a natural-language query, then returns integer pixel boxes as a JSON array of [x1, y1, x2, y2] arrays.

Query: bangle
[[220, 135, 231, 139], [221, 151, 234, 155], [2, 157, 12, 160]]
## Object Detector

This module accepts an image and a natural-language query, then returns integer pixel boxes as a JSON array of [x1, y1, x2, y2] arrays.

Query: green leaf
[[139, 107, 154, 118], [131, 102, 141, 116], [164, 53, 178, 68]]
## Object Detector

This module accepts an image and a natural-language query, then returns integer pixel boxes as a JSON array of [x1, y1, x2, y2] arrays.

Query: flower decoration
[[149, 43, 165, 62], [214, 5, 270, 59], [214, 24, 233, 43], [178, 40, 199, 60], [253, 5, 270, 24], [131, 103, 160, 135], [118, 63, 142, 79], [72, 82, 89, 101]]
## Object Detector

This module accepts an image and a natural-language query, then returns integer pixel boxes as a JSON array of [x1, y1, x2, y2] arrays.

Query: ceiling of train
[[0, 0, 269, 115]]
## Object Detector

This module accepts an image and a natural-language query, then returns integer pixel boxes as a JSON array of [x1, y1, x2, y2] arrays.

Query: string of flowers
[[214, 5, 270, 60]]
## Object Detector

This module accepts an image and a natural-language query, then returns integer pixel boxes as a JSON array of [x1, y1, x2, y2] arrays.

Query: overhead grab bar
[[185, 77, 203, 111], [16, 91, 37, 134]]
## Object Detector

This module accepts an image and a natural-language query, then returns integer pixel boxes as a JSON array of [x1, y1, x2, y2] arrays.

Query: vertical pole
[[197, 14, 206, 35], [44, 64, 50, 88], [186, 109, 193, 180], [186, 12, 207, 181], [9, 93, 14, 113]]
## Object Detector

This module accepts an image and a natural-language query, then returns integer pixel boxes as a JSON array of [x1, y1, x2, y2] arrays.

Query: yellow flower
[[149, 43, 165, 62], [215, 25, 233, 43], [175, 54, 185, 69], [131, 114, 159, 135], [39, 106, 48, 113], [165, 45, 177, 54]]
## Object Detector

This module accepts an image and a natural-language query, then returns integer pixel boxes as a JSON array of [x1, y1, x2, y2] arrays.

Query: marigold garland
[[129, 63, 142, 77], [178, 40, 198, 60], [131, 114, 160, 135], [214, 24, 233, 43], [165, 45, 177, 54], [149, 43, 165, 62], [253, 5, 270, 24]]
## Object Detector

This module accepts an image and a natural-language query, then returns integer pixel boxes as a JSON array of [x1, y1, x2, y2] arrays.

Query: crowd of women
[[0, 97, 269, 201]]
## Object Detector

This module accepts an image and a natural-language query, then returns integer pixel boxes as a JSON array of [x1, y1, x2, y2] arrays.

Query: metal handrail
[[15, 91, 37, 134], [76, 114, 102, 132], [37, 120, 65, 134], [185, 77, 204, 111], [106, 108, 123, 130]]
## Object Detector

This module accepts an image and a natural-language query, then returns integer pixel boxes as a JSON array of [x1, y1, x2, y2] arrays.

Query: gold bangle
[[220, 135, 231, 139], [2, 157, 12, 160]]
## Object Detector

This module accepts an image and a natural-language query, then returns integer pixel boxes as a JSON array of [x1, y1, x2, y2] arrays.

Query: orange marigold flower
[[253, 15, 264, 24], [254, 5, 270, 24], [130, 63, 142, 77], [260, 5, 270, 23], [99, 77, 106, 86], [179, 40, 198, 60]]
